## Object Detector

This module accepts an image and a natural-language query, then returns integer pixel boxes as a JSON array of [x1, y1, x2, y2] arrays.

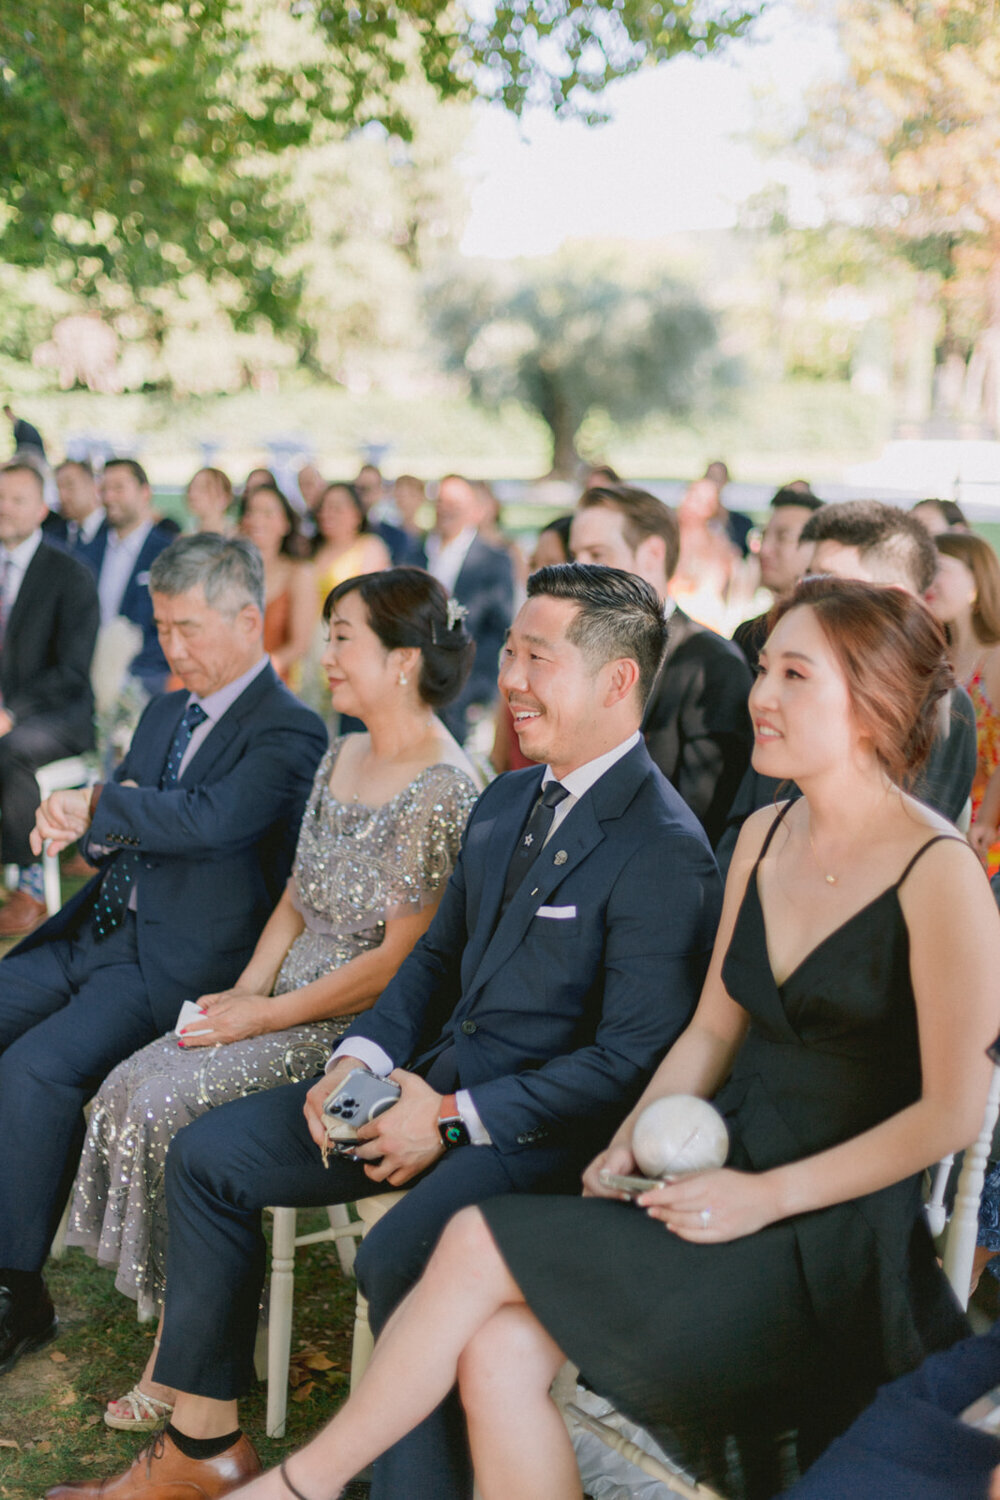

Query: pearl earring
[[398, 670, 408, 686]]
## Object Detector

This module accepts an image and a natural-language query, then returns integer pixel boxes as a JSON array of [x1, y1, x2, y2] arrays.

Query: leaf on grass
[[85, 1415, 101, 1427], [301, 1353, 336, 1371], [291, 1381, 315, 1403], [34, 1441, 53, 1453], [49, 1351, 68, 1363], [0, 1439, 20, 1449], [56, 1388, 77, 1407]]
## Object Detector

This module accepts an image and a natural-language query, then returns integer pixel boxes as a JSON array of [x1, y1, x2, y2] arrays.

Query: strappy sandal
[[104, 1384, 175, 1431]]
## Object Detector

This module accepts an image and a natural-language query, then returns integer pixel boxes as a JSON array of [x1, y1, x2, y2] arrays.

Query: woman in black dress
[[240, 577, 1000, 1500]]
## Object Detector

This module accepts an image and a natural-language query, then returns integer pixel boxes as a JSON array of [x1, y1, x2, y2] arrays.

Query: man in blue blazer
[[57, 565, 723, 1500], [0, 534, 326, 1379], [425, 474, 515, 744], [87, 459, 175, 694]]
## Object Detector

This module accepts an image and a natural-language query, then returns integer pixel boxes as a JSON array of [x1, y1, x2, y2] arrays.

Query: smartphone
[[599, 1169, 666, 1199]]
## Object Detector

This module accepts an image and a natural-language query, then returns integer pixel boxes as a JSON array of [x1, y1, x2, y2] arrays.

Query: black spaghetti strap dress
[[481, 814, 972, 1464]]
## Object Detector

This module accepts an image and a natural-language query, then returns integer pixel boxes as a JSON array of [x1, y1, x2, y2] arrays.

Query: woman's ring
[[700, 1207, 712, 1226]]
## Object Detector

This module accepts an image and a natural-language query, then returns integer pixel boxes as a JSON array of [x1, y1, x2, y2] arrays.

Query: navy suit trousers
[[0, 917, 167, 1269], [154, 1079, 580, 1500], [788, 1319, 1000, 1499]]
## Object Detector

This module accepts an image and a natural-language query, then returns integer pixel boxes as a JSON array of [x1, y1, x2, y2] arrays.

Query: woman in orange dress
[[238, 484, 316, 690], [926, 531, 1000, 875]]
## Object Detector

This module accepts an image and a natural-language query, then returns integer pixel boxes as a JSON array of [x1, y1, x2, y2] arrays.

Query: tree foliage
[[430, 258, 723, 473], [799, 0, 1000, 429], [0, 0, 761, 334]]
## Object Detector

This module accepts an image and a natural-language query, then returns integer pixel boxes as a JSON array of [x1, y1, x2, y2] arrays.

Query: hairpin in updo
[[431, 597, 469, 645]]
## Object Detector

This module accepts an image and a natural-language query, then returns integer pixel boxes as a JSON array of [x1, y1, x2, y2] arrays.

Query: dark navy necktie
[[500, 781, 569, 913], [93, 702, 208, 941]]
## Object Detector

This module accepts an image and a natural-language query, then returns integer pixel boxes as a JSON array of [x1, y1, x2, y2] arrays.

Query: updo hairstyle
[[325, 567, 474, 711], [769, 575, 953, 786]]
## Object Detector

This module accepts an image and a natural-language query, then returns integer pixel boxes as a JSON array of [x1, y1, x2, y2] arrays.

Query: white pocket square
[[536, 904, 576, 920], [136, 570, 151, 586]]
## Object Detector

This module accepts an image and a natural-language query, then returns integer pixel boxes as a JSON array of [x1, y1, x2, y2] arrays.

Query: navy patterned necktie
[[500, 781, 569, 913], [93, 702, 209, 941]]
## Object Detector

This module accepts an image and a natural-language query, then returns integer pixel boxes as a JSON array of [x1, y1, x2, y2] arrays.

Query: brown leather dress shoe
[[45, 1429, 261, 1500], [0, 889, 47, 936]]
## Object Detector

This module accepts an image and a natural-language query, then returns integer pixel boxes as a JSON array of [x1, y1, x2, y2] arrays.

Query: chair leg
[[266, 1207, 298, 1439], [327, 1202, 357, 1276], [350, 1289, 375, 1394]]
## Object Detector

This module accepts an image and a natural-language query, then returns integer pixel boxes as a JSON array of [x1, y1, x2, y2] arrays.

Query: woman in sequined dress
[[66, 567, 481, 1428]]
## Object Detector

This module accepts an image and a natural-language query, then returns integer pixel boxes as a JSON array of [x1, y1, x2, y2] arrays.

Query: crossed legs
[[234, 1206, 582, 1500]]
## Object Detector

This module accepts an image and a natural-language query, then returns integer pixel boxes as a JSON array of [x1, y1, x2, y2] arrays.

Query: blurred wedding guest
[[716, 500, 979, 874], [927, 531, 1000, 875], [572, 484, 751, 847], [93, 459, 175, 695], [356, 463, 423, 566], [239, 468, 277, 503], [0, 534, 326, 1380], [732, 484, 824, 667], [296, 464, 326, 517], [313, 482, 390, 605], [185, 467, 234, 535], [704, 458, 753, 559], [392, 474, 429, 547], [490, 516, 573, 775], [238, 483, 316, 689], [55, 459, 105, 568], [65, 568, 479, 1429], [0, 462, 99, 936], [425, 472, 514, 745], [671, 476, 741, 632], [913, 497, 970, 536], [532, 514, 573, 570]]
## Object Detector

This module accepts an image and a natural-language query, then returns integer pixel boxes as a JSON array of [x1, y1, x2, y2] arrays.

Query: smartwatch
[[437, 1093, 471, 1150]]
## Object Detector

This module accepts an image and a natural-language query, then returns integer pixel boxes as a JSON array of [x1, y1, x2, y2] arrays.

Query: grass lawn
[[0, 1215, 361, 1500]]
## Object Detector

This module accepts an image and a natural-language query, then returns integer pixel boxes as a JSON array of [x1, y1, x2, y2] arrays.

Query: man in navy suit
[[0, 462, 100, 936], [89, 459, 175, 695], [425, 473, 514, 744], [0, 533, 326, 1379], [54, 459, 106, 570], [53, 564, 723, 1500]]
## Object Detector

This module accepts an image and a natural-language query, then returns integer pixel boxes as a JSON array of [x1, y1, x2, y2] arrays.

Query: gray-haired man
[[0, 534, 327, 1377]]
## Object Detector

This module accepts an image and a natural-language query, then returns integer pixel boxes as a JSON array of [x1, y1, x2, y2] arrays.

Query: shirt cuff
[[326, 1037, 394, 1076], [456, 1089, 492, 1145]]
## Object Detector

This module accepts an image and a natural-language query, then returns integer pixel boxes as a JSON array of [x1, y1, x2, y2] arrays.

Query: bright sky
[[459, 1, 839, 258]]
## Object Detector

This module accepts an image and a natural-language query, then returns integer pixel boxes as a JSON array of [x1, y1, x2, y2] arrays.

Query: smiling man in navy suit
[[51, 564, 723, 1500], [0, 533, 326, 1380]]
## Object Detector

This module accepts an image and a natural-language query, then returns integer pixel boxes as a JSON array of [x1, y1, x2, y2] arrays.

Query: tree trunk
[[536, 371, 579, 478]]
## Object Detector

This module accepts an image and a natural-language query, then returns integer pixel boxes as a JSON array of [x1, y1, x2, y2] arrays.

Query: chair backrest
[[926, 1061, 1000, 1308]]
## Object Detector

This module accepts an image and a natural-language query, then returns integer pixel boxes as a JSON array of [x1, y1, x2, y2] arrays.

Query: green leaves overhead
[[0, 0, 759, 331]]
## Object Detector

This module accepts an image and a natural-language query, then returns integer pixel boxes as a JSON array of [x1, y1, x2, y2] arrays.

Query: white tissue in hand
[[631, 1095, 728, 1177]]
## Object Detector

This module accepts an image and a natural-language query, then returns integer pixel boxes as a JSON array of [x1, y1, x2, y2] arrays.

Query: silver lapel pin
[[554, 849, 567, 865]]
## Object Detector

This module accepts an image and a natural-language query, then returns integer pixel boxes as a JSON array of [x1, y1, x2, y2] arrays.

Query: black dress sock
[[165, 1423, 243, 1461], [0, 1268, 44, 1300]]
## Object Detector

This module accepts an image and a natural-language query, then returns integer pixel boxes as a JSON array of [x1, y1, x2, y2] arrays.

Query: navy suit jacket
[[341, 739, 722, 1169], [15, 664, 327, 1021], [1, 540, 99, 750], [441, 534, 515, 742], [86, 520, 175, 687]]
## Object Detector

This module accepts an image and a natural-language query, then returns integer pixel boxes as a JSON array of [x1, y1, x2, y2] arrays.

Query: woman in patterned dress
[[66, 568, 481, 1428]]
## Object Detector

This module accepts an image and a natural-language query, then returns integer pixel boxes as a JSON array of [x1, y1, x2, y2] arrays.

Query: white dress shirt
[[328, 729, 643, 1144], [424, 527, 477, 595], [98, 520, 153, 624]]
